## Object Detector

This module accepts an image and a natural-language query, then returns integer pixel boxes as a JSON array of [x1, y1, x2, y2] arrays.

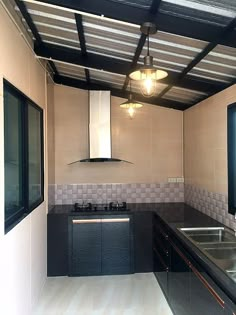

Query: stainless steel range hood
[[78, 90, 130, 163]]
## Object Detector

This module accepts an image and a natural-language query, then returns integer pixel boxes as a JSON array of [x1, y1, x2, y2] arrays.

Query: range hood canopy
[[69, 90, 131, 164]]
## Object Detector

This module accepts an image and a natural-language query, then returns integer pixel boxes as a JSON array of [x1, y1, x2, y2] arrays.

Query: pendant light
[[129, 22, 168, 97], [120, 82, 143, 119]]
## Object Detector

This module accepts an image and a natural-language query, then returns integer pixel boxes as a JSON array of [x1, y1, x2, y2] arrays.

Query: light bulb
[[128, 106, 135, 119], [141, 78, 156, 97]]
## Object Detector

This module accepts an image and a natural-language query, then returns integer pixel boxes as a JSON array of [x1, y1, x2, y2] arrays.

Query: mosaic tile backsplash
[[49, 182, 184, 205], [185, 184, 236, 230]]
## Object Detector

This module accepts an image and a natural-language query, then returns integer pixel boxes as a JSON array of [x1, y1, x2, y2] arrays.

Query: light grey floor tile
[[33, 273, 173, 315]]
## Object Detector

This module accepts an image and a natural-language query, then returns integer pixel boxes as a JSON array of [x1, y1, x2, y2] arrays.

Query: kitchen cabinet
[[134, 212, 153, 272], [47, 214, 68, 276], [68, 214, 134, 276], [153, 215, 169, 295], [153, 213, 233, 315], [69, 216, 102, 276], [169, 239, 191, 315]]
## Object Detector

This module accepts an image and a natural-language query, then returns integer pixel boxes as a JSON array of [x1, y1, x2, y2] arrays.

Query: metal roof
[[11, 0, 236, 110]]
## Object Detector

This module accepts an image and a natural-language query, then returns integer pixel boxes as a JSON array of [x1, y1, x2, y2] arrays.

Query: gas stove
[[72, 201, 128, 212]]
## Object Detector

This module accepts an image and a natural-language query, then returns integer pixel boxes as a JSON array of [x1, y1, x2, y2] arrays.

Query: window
[[4, 80, 44, 232], [227, 103, 236, 215]]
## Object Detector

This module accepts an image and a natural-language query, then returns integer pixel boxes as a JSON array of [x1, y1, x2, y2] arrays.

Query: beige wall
[[47, 78, 55, 185], [0, 4, 47, 314], [184, 84, 236, 194], [54, 84, 183, 184]]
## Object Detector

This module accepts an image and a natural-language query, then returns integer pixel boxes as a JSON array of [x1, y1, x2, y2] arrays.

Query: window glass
[[4, 87, 25, 226], [4, 80, 44, 232], [28, 103, 43, 207]]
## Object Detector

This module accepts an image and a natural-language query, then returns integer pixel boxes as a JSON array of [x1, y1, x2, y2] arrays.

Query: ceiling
[[9, 0, 236, 110]]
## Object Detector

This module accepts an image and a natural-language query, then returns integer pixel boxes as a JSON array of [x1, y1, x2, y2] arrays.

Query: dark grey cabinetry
[[153, 213, 234, 315], [47, 214, 68, 276], [153, 217, 169, 294], [102, 217, 132, 275], [134, 212, 153, 272], [69, 217, 102, 276], [68, 215, 134, 276], [169, 239, 191, 315]]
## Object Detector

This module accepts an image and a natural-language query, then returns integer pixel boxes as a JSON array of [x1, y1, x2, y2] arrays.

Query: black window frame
[[227, 102, 236, 215], [4, 79, 44, 233]]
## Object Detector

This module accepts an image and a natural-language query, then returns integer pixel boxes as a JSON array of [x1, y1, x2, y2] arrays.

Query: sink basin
[[204, 247, 236, 260], [179, 226, 236, 283], [226, 270, 236, 282], [179, 227, 236, 244]]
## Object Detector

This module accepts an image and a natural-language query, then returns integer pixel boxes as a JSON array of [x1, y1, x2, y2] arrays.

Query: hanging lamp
[[129, 22, 168, 97], [120, 82, 143, 119]]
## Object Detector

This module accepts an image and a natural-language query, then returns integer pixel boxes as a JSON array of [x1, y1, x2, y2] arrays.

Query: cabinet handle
[[190, 265, 225, 309], [101, 218, 130, 223], [72, 219, 101, 224], [169, 239, 225, 309]]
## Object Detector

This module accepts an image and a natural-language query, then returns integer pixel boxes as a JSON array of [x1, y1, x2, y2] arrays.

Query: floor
[[33, 273, 173, 315]]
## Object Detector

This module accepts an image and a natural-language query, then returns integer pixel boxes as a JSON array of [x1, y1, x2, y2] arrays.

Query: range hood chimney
[[79, 90, 130, 163]]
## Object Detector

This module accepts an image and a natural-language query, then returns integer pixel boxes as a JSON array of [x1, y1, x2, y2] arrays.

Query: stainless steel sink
[[204, 247, 236, 260], [226, 270, 236, 282], [179, 227, 236, 244], [178, 226, 236, 283]]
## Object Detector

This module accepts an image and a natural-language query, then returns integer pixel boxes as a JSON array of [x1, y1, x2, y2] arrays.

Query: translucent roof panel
[[140, 31, 207, 73], [83, 16, 139, 62], [162, 86, 208, 104], [54, 62, 86, 81], [23, 1, 80, 49], [160, 0, 236, 26], [188, 44, 236, 83], [89, 70, 126, 90]]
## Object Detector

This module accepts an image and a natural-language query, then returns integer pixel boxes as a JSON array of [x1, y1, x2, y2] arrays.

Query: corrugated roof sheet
[[13, 0, 236, 109]]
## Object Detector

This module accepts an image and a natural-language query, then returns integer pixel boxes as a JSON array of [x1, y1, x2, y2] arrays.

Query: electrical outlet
[[168, 177, 177, 183], [176, 177, 184, 183]]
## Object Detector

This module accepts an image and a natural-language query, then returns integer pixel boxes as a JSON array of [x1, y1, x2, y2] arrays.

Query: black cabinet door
[[169, 239, 191, 315], [153, 246, 168, 296], [69, 217, 102, 276], [47, 214, 68, 276], [190, 262, 224, 315], [134, 212, 153, 272], [102, 216, 132, 275]]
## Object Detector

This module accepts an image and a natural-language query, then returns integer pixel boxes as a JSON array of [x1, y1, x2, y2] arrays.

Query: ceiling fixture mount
[[129, 22, 168, 97], [120, 82, 143, 119]]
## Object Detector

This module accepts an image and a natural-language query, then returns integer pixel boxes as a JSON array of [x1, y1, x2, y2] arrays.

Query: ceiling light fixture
[[129, 22, 168, 97], [120, 83, 143, 119]]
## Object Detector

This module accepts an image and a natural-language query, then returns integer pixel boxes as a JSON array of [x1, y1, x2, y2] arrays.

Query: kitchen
[[0, 0, 236, 314]]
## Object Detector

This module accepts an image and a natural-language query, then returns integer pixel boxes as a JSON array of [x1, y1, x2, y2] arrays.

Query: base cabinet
[[47, 214, 68, 276], [134, 212, 153, 272], [68, 215, 134, 276], [153, 213, 235, 315], [69, 217, 102, 276]]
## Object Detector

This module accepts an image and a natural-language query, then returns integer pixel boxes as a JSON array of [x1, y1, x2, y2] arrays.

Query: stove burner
[[73, 201, 127, 212], [109, 201, 127, 210], [74, 202, 92, 212]]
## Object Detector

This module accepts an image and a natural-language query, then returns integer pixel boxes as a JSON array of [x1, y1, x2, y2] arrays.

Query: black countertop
[[49, 202, 236, 304]]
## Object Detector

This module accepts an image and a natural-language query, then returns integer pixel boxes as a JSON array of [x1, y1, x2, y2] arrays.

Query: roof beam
[[32, 0, 236, 48], [150, 0, 162, 15], [122, 33, 146, 90], [15, 0, 59, 75], [123, 0, 162, 91], [34, 42, 226, 94], [75, 13, 90, 84], [54, 75, 189, 110], [15, 0, 42, 43], [158, 16, 236, 98]]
